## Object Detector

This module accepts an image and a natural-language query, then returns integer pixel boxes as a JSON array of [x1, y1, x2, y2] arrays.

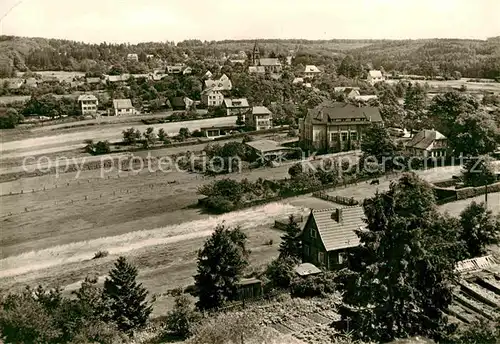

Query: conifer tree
[[102, 256, 152, 334], [194, 224, 249, 310], [279, 215, 302, 261]]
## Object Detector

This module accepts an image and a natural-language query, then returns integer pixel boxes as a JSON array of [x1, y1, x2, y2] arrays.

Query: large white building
[[77, 94, 98, 116], [367, 70, 385, 85]]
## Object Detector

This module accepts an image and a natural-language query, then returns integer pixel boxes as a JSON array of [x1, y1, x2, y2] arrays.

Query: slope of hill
[[0, 35, 499, 79]]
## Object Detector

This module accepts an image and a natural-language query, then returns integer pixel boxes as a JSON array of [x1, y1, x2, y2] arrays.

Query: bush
[[290, 272, 335, 298], [164, 295, 200, 339], [265, 257, 296, 289], [203, 196, 236, 214], [93, 250, 109, 259]]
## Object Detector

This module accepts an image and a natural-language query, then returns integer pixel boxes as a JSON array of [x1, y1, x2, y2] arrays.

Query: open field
[[387, 78, 500, 93], [0, 163, 487, 302]]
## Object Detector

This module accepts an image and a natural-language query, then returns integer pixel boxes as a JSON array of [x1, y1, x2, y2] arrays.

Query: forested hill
[[0, 35, 499, 79]]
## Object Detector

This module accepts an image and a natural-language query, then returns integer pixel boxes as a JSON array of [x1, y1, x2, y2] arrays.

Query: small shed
[[294, 263, 322, 277], [236, 278, 262, 301]]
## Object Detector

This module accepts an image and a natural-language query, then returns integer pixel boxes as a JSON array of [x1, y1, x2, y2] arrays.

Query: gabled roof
[[295, 263, 322, 277], [252, 106, 271, 115], [259, 58, 281, 66], [201, 87, 221, 95], [308, 101, 382, 124], [368, 70, 383, 78], [248, 66, 266, 73], [170, 97, 186, 108], [292, 77, 304, 84], [245, 139, 287, 153], [224, 98, 250, 108], [86, 77, 102, 84], [204, 74, 232, 90], [78, 94, 98, 102], [334, 87, 360, 92], [354, 95, 378, 101], [112, 99, 133, 109], [405, 130, 446, 151], [310, 206, 365, 251], [304, 65, 321, 73], [107, 74, 130, 82]]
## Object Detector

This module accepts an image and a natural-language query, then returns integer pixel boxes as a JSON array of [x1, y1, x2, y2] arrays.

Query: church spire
[[252, 41, 260, 66]]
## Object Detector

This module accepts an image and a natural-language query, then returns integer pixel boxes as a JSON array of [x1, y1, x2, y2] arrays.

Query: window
[[330, 132, 339, 142], [310, 228, 317, 238], [341, 132, 348, 142], [350, 131, 358, 141], [318, 252, 325, 264], [304, 244, 310, 257]]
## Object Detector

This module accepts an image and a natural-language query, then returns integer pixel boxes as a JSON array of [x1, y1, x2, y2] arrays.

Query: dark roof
[[308, 101, 382, 124], [170, 97, 186, 107], [310, 206, 365, 251], [405, 130, 446, 150]]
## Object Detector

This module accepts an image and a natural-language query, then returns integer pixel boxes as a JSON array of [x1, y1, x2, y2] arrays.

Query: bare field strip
[[0, 116, 238, 155]]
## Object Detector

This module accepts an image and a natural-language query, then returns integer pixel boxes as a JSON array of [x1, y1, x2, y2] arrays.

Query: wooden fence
[[312, 191, 360, 206]]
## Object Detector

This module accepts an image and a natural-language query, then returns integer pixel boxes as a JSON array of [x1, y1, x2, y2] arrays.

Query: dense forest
[[0, 35, 499, 79]]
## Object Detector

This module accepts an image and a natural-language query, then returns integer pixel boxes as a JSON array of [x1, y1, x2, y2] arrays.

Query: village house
[[204, 74, 232, 91], [111, 99, 135, 116], [292, 77, 304, 85], [302, 207, 365, 270], [201, 88, 224, 107], [106, 74, 130, 83], [166, 64, 189, 74], [1, 78, 24, 89], [25, 77, 38, 88], [405, 129, 448, 158], [223, 98, 251, 118], [170, 96, 194, 111], [367, 70, 385, 85], [127, 53, 139, 62], [247, 106, 273, 131], [77, 94, 98, 116], [334, 87, 361, 99], [299, 101, 383, 152], [304, 65, 321, 79]]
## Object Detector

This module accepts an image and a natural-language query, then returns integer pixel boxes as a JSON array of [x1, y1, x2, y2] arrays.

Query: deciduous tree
[[459, 201, 500, 258]]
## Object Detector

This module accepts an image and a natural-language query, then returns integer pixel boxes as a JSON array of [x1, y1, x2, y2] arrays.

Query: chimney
[[332, 208, 343, 223]]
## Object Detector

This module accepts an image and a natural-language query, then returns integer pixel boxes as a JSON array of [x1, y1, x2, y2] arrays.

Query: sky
[[0, 0, 499, 44]]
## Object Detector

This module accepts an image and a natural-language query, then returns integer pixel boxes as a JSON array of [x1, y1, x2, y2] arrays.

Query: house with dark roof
[[405, 129, 447, 158], [299, 101, 383, 152], [302, 207, 365, 270], [170, 96, 193, 111]]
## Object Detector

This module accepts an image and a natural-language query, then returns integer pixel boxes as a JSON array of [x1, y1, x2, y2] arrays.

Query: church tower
[[252, 41, 260, 66]]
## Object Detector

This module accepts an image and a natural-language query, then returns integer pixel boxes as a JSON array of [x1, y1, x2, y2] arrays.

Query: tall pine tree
[[102, 256, 152, 334], [194, 224, 249, 310], [278, 215, 302, 261]]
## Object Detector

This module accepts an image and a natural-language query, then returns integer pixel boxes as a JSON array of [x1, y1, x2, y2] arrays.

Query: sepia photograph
[[0, 0, 499, 343]]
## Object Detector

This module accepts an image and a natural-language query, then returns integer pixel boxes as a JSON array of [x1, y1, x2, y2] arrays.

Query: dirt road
[[0, 116, 238, 157]]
